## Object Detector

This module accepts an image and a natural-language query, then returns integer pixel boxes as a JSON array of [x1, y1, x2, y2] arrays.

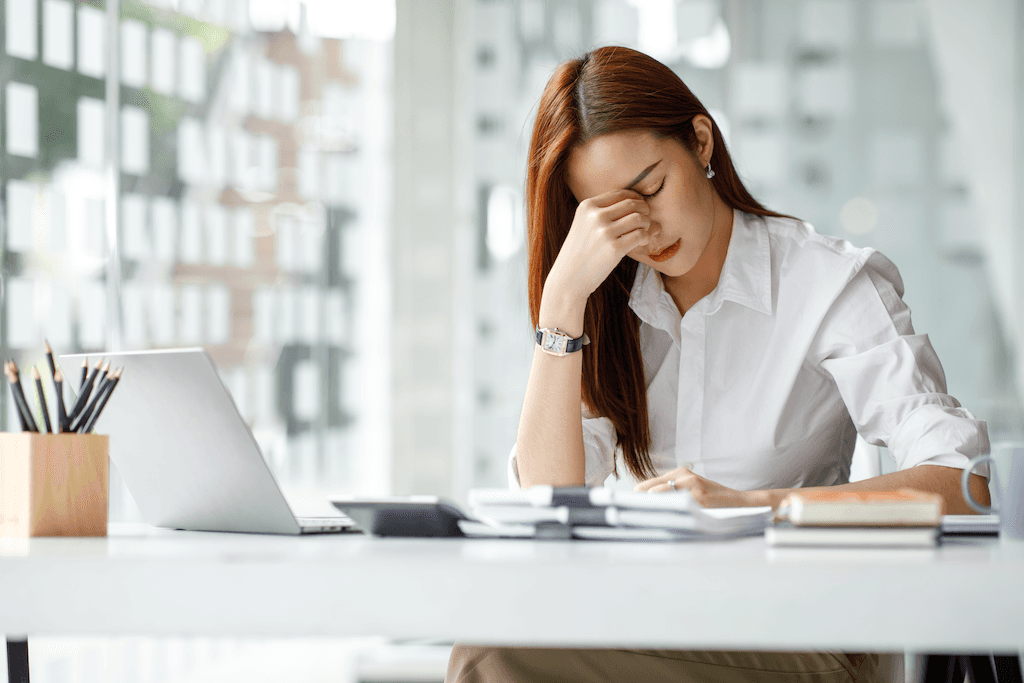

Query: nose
[[646, 219, 662, 240]]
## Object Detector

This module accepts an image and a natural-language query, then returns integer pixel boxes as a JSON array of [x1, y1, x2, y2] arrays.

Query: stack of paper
[[765, 489, 944, 548], [461, 486, 774, 541]]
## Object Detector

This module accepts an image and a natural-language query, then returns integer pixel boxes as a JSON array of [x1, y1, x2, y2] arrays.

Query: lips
[[649, 239, 681, 262]]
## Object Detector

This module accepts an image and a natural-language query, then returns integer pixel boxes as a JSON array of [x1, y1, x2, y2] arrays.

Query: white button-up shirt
[[509, 209, 990, 491]]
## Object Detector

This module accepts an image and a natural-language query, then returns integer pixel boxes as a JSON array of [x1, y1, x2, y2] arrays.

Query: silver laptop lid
[[59, 348, 301, 534]]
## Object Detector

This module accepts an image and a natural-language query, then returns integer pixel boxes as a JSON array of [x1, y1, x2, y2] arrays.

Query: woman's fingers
[[599, 197, 650, 223], [617, 225, 652, 254]]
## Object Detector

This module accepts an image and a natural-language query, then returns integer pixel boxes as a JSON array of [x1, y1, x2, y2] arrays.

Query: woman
[[447, 46, 991, 683]]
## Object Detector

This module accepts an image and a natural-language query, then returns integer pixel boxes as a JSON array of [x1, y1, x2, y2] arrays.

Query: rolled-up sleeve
[[507, 412, 620, 489], [810, 252, 990, 479]]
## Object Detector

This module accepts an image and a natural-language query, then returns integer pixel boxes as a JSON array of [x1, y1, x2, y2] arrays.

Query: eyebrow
[[626, 160, 662, 190]]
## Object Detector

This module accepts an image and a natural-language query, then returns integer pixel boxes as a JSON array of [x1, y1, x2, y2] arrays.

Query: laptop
[[58, 347, 356, 535]]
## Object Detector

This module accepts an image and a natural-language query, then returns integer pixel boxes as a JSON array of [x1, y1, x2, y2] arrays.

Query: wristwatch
[[535, 327, 590, 356]]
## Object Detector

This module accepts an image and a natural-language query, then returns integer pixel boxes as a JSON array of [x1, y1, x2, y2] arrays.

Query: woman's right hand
[[544, 189, 652, 308]]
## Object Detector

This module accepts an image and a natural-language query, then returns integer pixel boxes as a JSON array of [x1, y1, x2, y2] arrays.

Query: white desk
[[1, 524, 1022, 653]]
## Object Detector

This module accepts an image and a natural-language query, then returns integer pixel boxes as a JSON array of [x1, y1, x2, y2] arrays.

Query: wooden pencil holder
[[0, 433, 108, 537]]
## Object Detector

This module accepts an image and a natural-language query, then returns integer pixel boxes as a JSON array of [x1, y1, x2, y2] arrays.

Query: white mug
[[962, 444, 1024, 544]]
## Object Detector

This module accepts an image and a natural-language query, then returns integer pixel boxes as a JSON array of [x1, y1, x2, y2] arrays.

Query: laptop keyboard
[[296, 516, 356, 533]]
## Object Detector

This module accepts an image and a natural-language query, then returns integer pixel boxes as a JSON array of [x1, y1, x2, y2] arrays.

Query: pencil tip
[[32, 366, 40, 379], [44, 339, 52, 352], [55, 368, 63, 382]]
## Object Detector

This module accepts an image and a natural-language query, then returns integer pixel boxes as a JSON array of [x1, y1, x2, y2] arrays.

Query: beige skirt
[[446, 646, 882, 683]]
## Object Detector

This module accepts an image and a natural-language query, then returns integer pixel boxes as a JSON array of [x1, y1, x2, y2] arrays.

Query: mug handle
[[961, 455, 995, 514]]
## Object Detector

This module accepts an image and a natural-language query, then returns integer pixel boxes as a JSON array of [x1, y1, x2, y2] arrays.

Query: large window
[[1, 0, 393, 519]]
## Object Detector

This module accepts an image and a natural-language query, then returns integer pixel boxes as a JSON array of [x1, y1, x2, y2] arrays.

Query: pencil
[[70, 362, 111, 433], [79, 358, 88, 391], [68, 359, 104, 425], [5, 362, 30, 432], [82, 367, 121, 434], [12, 363, 39, 433], [32, 366, 52, 433], [55, 368, 68, 433], [7, 362, 38, 432], [44, 340, 57, 378]]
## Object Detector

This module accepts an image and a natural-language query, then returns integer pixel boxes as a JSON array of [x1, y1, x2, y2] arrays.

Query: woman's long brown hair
[[526, 46, 789, 481]]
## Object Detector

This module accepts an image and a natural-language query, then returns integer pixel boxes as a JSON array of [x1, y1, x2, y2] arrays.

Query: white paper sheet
[[179, 201, 203, 263], [121, 193, 150, 260], [206, 285, 231, 345], [232, 208, 255, 267], [6, 82, 39, 159], [6, 0, 37, 60], [77, 5, 106, 78], [178, 284, 203, 344], [151, 27, 177, 96], [152, 197, 177, 262], [6, 180, 37, 252], [78, 280, 106, 349], [121, 19, 148, 87], [77, 97, 105, 167], [205, 203, 228, 265], [43, 0, 74, 70], [121, 106, 150, 175]]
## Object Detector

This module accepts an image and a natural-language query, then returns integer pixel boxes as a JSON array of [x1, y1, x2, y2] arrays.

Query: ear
[[691, 114, 715, 167]]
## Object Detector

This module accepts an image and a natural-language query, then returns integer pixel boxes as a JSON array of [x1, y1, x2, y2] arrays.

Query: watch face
[[542, 332, 566, 354]]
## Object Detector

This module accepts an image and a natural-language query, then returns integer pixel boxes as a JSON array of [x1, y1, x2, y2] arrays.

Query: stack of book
[[463, 486, 774, 541], [765, 489, 944, 548]]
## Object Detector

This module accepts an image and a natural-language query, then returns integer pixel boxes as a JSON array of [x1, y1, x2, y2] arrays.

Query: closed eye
[[640, 180, 664, 200]]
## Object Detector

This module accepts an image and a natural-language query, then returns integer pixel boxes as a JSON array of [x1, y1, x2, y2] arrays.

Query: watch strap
[[535, 327, 590, 355]]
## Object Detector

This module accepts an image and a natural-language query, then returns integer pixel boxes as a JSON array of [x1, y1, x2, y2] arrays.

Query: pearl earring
[[705, 163, 715, 180]]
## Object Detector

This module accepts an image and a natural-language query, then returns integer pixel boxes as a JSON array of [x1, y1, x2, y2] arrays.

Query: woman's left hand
[[634, 465, 755, 508]]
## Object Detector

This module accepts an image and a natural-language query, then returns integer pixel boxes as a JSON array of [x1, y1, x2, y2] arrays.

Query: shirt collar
[[628, 209, 773, 326]]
